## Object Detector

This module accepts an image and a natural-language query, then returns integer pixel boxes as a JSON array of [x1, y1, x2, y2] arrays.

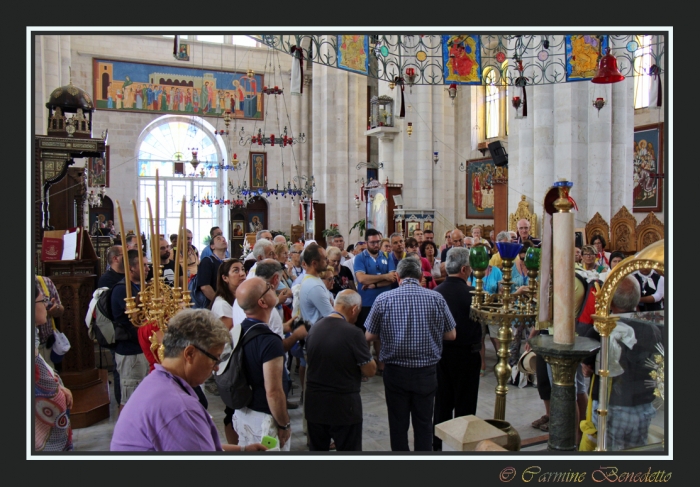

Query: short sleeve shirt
[[110, 364, 222, 451], [240, 319, 287, 414], [353, 250, 396, 307], [365, 279, 456, 367], [305, 315, 373, 425]]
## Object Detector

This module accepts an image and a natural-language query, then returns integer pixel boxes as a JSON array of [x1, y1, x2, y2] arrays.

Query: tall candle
[[174, 197, 185, 287], [552, 182, 575, 345], [131, 199, 145, 290], [147, 198, 159, 299], [115, 201, 131, 299]]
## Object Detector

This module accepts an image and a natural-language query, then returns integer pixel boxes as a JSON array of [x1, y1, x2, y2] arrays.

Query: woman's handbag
[[37, 276, 71, 363]]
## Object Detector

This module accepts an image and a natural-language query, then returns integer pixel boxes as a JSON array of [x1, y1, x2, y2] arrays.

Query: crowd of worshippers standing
[[33, 220, 664, 452]]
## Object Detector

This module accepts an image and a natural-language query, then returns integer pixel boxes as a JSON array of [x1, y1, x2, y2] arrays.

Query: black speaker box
[[488, 141, 508, 167]]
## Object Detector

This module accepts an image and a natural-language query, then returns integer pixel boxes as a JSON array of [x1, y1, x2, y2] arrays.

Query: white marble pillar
[[311, 56, 366, 238], [587, 81, 614, 221], [533, 84, 555, 225], [553, 82, 589, 223], [610, 78, 635, 214]]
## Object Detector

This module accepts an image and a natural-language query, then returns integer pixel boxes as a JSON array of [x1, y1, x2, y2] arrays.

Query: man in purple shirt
[[110, 308, 267, 452]]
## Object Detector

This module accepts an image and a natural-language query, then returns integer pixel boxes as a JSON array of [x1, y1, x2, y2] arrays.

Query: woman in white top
[[210, 258, 246, 444], [211, 258, 246, 331]]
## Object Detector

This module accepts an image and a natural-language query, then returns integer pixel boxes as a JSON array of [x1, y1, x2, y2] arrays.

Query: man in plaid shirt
[[364, 256, 456, 451]]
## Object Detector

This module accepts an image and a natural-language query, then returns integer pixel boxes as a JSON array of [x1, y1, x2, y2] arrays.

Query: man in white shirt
[[247, 238, 276, 279]]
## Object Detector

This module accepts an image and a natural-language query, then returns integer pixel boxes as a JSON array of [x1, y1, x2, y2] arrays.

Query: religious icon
[[232, 221, 244, 237], [250, 152, 267, 189]]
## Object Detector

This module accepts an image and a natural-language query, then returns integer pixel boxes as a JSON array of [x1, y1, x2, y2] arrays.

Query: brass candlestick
[[469, 242, 540, 420]]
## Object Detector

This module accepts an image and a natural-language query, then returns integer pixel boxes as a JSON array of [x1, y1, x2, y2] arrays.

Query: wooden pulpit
[[42, 234, 110, 428]]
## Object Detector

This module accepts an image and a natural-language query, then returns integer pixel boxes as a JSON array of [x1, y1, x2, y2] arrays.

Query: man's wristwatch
[[276, 420, 291, 431]]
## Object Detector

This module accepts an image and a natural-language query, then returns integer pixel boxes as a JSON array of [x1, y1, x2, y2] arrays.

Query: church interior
[[32, 31, 668, 456]]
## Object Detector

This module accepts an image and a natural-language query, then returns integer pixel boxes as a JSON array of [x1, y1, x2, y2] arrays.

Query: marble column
[[311, 54, 366, 237]]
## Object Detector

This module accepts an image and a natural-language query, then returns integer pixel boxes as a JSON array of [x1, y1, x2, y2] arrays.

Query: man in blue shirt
[[365, 257, 457, 451], [353, 228, 397, 332], [200, 226, 230, 260]]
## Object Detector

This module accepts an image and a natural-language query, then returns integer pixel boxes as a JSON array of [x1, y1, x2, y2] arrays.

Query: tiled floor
[[71, 344, 665, 453]]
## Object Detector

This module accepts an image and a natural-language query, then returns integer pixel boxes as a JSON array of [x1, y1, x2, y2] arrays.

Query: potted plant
[[349, 219, 366, 238], [322, 223, 340, 239]]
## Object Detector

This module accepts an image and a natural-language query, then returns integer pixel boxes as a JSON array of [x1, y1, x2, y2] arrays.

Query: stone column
[[530, 335, 599, 451]]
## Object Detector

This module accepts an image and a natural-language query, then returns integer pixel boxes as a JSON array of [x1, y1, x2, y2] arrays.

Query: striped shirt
[[365, 278, 456, 367]]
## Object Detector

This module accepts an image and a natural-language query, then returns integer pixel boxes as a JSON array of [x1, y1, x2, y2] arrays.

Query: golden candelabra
[[116, 169, 192, 364], [469, 242, 540, 420]]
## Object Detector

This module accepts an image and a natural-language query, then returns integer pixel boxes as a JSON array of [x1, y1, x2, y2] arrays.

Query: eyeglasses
[[191, 344, 230, 366], [289, 251, 300, 254], [36, 297, 50, 306], [582, 253, 595, 257], [257, 283, 274, 302], [367, 239, 381, 245]]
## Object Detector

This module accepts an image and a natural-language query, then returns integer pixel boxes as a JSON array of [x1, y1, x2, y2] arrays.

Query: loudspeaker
[[488, 141, 509, 167]]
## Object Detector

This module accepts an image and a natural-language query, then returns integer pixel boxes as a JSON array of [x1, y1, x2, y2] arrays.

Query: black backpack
[[215, 323, 279, 410]]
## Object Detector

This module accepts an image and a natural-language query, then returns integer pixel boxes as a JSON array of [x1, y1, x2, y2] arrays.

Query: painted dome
[[46, 82, 94, 112]]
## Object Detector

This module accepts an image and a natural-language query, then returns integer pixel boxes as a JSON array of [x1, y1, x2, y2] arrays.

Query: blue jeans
[[383, 363, 437, 451]]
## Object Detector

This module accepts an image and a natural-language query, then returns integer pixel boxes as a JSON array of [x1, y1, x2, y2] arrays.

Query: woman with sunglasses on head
[[111, 309, 267, 452], [578, 244, 608, 281], [210, 258, 246, 444]]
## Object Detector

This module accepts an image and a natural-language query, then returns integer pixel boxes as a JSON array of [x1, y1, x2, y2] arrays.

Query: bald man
[[305, 290, 376, 451], [231, 277, 292, 451]]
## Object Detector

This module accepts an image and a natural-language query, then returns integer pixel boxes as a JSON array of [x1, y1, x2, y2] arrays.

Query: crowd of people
[[33, 220, 664, 453]]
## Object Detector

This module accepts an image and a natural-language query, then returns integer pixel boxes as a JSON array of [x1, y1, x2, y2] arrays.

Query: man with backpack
[[111, 249, 151, 414], [95, 245, 125, 405], [231, 277, 291, 451]]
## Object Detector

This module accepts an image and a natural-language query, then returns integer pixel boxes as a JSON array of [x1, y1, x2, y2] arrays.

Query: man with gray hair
[[244, 229, 273, 272], [489, 230, 513, 269], [582, 275, 662, 450], [247, 238, 276, 278], [273, 234, 287, 245], [365, 256, 457, 451], [432, 247, 482, 450], [305, 290, 376, 451]]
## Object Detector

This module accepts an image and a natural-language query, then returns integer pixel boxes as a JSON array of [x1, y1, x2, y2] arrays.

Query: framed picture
[[423, 221, 433, 232], [633, 123, 664, 213], [407, 221, 420, 237], [465, 157, 496, 219], [92, 58, 264, 120], [88, 146, 109, 187], [232, 220, 245, 238], [247, 212, 265, 234], [249, 152, 267, 189]]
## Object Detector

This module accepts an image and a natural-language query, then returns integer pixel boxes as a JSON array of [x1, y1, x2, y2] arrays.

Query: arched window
[[484, 67, 500, 139], [483, 62, 508, 140], [634, 35, 653, 109], [137, 115, 226, 254]]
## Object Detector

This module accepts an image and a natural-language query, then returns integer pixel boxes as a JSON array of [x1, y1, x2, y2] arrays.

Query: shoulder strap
[[36, 276, 56, 331], [238, 323, 277, 350]]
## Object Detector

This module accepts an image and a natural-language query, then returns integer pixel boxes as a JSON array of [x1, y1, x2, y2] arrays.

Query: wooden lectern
[[42, 230, 111, 428]]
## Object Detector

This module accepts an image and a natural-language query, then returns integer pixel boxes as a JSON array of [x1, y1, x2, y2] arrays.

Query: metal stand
[[529, 335, 600, 451]]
